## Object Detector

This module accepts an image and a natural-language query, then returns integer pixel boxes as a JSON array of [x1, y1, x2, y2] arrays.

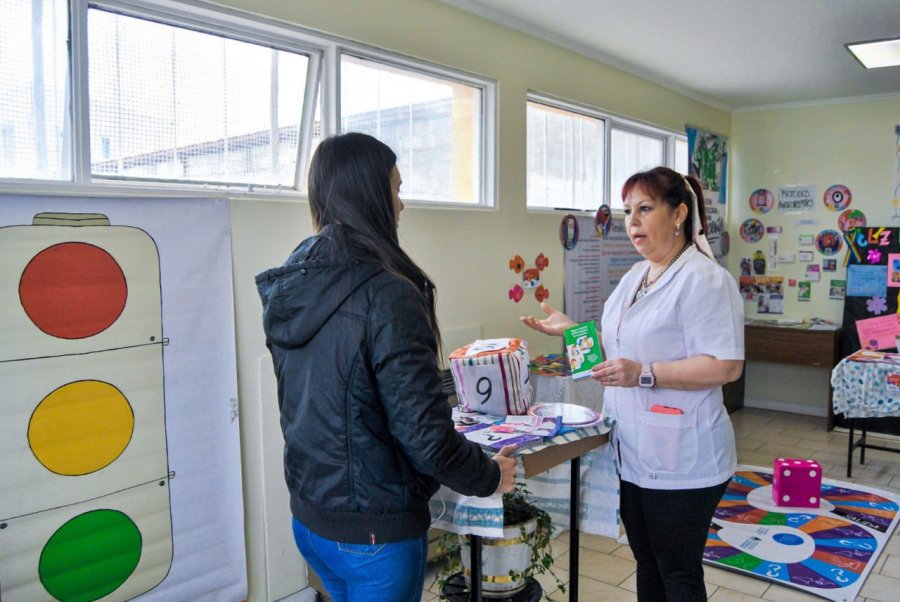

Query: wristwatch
[[638, 363, 656, 388]]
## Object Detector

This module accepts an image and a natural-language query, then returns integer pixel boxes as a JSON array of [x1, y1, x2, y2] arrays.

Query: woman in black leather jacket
[[257, 133, 516, 602]]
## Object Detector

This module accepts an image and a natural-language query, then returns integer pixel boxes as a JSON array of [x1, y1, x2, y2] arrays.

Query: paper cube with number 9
[[449, 339, 533, 416]]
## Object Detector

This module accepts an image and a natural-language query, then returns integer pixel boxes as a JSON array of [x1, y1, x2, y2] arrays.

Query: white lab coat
[[601, 245, 745, 489]]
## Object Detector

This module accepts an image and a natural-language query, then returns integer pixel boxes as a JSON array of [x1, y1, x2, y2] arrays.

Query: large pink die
[[772, 458, 822, 507]]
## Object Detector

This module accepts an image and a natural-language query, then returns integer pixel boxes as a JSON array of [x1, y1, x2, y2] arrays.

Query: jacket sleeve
[[368, 279, 501, 497]]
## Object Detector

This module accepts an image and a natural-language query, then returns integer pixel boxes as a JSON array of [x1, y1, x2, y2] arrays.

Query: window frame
[[337, 47, 497, 209], [0, 0, 497, 206], [526, 91, 687, 214]]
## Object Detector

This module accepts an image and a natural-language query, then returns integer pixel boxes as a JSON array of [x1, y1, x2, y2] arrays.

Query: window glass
[[526, 101, 604, 211], [87, 8, 308, 187], [674, 137, 689, 175], [609, 127, 665, 208], [0, 0, 70, 180], [341, 54, 483, 204]]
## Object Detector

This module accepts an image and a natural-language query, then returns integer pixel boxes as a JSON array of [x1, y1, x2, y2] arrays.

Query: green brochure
[[564, 321, 603, 381]]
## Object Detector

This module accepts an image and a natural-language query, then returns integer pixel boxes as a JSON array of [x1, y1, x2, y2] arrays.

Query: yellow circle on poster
[[29, 380, 134, 475]]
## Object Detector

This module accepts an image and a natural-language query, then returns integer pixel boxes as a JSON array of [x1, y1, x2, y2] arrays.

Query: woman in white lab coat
[[522, 167, 744, 602]]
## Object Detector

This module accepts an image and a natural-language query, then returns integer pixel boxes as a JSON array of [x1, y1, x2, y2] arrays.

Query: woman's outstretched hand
[[520, 302, 576, 337]]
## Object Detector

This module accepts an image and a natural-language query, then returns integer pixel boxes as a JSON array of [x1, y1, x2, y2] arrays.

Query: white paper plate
[[528, 403, 600, 427]]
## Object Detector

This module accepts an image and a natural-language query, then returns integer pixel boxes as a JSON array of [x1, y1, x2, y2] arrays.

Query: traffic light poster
[[0, 196, 245, 602]]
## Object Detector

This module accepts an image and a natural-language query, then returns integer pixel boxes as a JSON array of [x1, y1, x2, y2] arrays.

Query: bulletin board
[[837, 225, 900, 433]]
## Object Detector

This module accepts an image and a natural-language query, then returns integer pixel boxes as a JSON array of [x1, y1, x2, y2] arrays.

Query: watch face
[[639, 375, 653, 387]]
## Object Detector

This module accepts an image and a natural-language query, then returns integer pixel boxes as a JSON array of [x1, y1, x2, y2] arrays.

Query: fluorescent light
[[846, 38, 900, 69]]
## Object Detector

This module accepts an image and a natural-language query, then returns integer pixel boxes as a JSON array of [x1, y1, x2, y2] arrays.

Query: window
[[526, 101, 604, 211], [674, 137, 689, 174], [526, 93, 686, 212], [87, 8, 308, 188], [1, 0, 495, 205], [340, 53, 489, 205], [0, 0, 70, 180], [609, 126, 665, 207]]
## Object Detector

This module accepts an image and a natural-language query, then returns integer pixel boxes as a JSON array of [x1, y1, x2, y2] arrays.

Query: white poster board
[[0, 196, 245, 602]]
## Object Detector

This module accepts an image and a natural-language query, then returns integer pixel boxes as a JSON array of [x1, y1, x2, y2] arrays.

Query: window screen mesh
[[87, 9, 307, 187], [526, 102, 604, 211], [0, 0, 70, 180], [610, 128, 665, 208]]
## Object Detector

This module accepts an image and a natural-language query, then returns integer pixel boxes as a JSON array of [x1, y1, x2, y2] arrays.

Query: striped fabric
[[449, 339, 532, 416]]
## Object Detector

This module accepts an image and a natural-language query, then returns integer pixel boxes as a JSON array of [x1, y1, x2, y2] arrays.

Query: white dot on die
[[784, 469, 791, 477], [810, 497, 817, 504], [809, 470, 817, 478], [782, 494, 790, 502]]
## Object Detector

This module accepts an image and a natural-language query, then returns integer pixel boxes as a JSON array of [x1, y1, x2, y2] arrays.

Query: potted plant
[[434, 483, 566, 600]]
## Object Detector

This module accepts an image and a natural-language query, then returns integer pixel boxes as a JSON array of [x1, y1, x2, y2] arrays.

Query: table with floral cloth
[[830, 350, 900, 476]]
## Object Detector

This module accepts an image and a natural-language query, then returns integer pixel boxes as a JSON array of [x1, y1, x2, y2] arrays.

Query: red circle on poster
[[19, 242, 127, 339]]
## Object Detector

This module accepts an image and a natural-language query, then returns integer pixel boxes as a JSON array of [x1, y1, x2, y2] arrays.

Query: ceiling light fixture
[[846, 37, 900, 69]]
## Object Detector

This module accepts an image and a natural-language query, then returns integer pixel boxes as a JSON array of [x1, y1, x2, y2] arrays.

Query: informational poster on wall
[[0, 196, 246, 602], [564, 215, 642, 325], [686, 125, 728, 263]]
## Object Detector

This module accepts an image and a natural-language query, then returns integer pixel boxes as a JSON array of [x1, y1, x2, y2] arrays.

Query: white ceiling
[[439, 0, 900, 111]]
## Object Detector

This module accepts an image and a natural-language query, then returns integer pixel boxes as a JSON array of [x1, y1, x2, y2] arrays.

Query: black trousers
[[619, 478, 729, 602]]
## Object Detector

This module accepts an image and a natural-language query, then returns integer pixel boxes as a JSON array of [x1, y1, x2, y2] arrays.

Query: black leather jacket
[[256, 226, 500, 544]]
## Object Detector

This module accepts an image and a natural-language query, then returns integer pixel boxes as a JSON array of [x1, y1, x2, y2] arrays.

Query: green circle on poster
[[39, 509, 142, 602]]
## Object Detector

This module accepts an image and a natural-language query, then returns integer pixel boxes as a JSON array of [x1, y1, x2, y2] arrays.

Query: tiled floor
[[422, 407, 900, 601]]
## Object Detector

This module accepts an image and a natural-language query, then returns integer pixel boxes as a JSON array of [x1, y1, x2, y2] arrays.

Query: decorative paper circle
[[739, 219, 764, 243], [815, 229, 842, 255], [748, 189, 774, 214], [594, 204, 612, 238], [837, 208, 866, 232], [823, 184, 851, 211], [720, 231, 730, 256], [559, 214, 579, 250]]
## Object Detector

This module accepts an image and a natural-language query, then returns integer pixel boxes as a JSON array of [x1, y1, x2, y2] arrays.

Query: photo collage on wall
[[738, 183, 856, 313]]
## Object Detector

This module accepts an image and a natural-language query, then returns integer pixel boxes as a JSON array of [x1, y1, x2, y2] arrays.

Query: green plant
[[433, 483, 567, 601]]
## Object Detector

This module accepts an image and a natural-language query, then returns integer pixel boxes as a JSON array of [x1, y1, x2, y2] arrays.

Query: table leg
[[860, 424, 867, 465], [847, 419, 854, 478], [469, 534, 481, 602], [569, 456, 580, 602]]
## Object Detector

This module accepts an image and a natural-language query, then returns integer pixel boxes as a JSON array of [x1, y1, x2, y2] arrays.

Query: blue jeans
[[291, 517, 428, 602]]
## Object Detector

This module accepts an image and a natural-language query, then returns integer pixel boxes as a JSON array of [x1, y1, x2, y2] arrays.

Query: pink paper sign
[[889, 253, 900, 288], [856, 314, 900, 351]]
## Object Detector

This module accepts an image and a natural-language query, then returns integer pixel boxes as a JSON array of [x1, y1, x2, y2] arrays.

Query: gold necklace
[[636, 243, 691, 299]]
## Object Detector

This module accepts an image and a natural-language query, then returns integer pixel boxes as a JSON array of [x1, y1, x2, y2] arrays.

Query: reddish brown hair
[[621, 166, 708, 239]]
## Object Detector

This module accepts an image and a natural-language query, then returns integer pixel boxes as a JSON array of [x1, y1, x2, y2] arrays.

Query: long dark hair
[[308, 133, 441, 349], [621, 166, 708, 240]]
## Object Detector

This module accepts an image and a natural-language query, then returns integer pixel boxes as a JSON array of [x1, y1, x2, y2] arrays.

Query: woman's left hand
[[592, 358, 641, 387]]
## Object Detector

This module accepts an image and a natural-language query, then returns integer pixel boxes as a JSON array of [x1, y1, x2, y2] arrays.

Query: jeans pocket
[[637, 409, 697, 473], [336, 541, 386, 557]]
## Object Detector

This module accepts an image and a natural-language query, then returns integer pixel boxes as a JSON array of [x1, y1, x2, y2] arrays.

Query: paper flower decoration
[[867, 248, 882, 264], [866, 296, 887, 315], [508, 253, 550, 303]]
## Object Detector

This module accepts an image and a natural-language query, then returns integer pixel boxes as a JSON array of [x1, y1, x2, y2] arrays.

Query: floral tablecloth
[[831, 351, 900, 418]]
